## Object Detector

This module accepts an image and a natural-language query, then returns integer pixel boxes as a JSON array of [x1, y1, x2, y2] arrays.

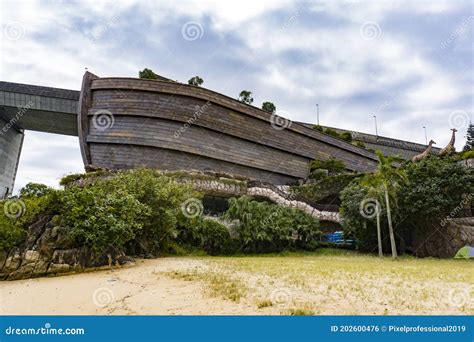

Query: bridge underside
[[0, 83, 79, 197]]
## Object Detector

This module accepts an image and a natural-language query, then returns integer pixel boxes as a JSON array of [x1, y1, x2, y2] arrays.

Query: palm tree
[[360, 151, 406, 258], [359, 175, 383, 257]]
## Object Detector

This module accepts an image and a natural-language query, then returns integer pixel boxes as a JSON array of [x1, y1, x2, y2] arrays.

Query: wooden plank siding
[[80, 72, 378, 184]]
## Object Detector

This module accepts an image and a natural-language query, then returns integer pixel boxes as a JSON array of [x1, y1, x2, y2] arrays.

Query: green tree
[[464, 122, 473, 151], [188, 76, 204, 86], [238, 90, 253, 105], [397, 156, 473, 235], [358, 174, 384, 257], [261, 101, 276, 113], [139, 68, 158, 80], [19, 183, 52, 198], [357, 151, 405, 258], [372, 151, 405, 258]]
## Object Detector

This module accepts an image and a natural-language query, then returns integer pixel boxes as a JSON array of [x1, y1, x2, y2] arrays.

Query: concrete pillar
[[0, 117, 24, 198]]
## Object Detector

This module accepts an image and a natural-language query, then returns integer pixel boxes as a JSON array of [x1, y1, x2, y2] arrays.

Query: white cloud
[[0, 0, 471, 192]]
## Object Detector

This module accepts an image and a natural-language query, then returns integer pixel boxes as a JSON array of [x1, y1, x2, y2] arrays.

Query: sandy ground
[[0, 258, 275, 315], [1, 255, 472, 315]]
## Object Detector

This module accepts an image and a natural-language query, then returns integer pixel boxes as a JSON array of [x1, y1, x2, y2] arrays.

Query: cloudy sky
[[0, 0, 472, 191]]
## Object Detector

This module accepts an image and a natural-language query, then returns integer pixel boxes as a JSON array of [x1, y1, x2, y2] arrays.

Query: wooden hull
[[78, 72, 378, 184]]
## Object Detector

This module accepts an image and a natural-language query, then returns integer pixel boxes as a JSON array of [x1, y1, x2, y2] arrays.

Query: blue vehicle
[[323, 231, 355, 247]]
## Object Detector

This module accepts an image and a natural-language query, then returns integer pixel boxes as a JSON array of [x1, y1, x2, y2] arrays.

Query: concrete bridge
[[0, 79, 436, 198], [0, 82, 79, 197]]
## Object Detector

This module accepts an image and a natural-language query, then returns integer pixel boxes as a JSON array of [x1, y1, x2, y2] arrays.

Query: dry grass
[[160, 249, 473, 315], [166, 269, 247, 302]]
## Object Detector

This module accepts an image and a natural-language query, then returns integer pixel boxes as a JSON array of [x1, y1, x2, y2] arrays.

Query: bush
[[0, 191, 58, 250], [340, 132, 352, 142], [339, 182, 382, 252], [178, 218, 231, 255], [224, 196, 320, 253], [0, 212, 26, 250], [309, 157, 346, 178], [396, 156, 473, 232], [55, 186, 148, 254], [73, 169, 201, 255], [293, 174, 359, 204], [460, 149, 474, 160], [353, 141, 366, 148], [339, 156, 474, 253]]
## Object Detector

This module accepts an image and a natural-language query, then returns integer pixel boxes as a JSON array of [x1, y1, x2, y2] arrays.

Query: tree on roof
[[188, 76, 204, 86], [139, 68, 158, 80], [261, 101, 276, 113], [238, 90, 253, 105]]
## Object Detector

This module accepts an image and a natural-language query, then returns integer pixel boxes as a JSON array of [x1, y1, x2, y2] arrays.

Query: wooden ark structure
[[78, 72, 378, 185]]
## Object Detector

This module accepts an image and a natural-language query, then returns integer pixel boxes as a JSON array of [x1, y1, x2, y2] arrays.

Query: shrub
[[0, 212, 26, 250], [0, 191, 58, 250], [55, 186, 148, 254], [396, 156, 473, 233], [293, 174, 359, 204], [83, 169, 201, 255], [224, 196, 320, 253], [460, 149, 474, 160], [179, 218, 231, 255], [339, 156, 474, 253], [353, 141, 366, 149], [309, 157, 346, 179], [339, 182, 381, 252], [323, 128, 339, 138], [340, 132, 352, 142]]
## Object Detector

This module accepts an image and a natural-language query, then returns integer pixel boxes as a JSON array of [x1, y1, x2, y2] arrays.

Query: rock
[[3, 251, 22, 273], [48, 263, 71, 274], [117, 255, 135, 266], [23, 250, 40, 264]]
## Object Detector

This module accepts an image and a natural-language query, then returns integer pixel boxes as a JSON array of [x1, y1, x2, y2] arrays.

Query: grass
[[257, 300, 273, 308], [162, 249, 473, 315], [166, 269, 247, 302]]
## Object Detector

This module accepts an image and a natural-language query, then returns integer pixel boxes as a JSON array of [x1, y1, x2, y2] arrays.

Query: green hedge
[[224, 196, 320, 253]]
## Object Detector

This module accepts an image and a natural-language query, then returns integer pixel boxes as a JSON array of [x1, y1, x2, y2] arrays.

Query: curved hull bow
[[78, 72, 377, 184]]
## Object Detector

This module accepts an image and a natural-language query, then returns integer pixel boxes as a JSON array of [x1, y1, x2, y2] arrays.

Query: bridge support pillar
[[0, 117, 24, 198]]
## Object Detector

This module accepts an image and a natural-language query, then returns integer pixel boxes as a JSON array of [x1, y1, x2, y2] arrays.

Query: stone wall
[[412, 217, 474, 258]]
